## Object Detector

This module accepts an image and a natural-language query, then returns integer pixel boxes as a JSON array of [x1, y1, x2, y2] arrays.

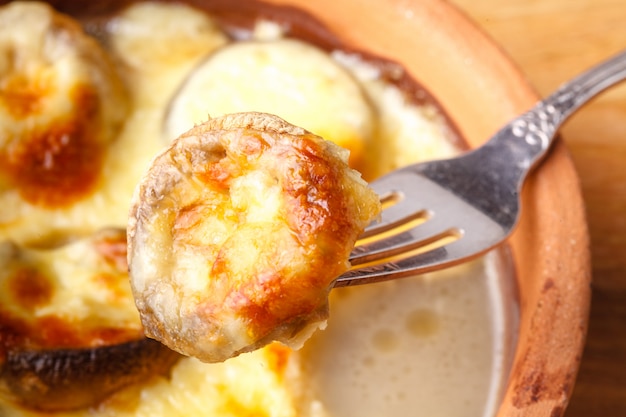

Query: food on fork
[[128, 112, 381, 363], [0, 1, 127, 208]]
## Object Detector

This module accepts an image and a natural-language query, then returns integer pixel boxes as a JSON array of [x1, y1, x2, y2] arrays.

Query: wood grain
[[450, 0, 626, 415]]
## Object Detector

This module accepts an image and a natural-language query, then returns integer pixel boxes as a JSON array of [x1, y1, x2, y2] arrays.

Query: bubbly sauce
[[302, 252, 517, 417], [0, 1, 519, 416]]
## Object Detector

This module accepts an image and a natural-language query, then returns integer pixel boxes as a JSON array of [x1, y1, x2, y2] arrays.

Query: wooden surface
[[449, 0, 626, 415]]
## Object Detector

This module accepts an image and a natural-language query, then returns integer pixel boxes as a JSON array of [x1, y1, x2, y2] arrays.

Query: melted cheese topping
[[0, 2, 509, 417], [0, 229, 141, 354], [0, 1, 226, 246], [0, 2, 128, 241]]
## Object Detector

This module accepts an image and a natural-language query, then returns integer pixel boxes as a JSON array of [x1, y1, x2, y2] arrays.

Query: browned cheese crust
[[128, 112, 381, 362], [0, 2, 128, 210]]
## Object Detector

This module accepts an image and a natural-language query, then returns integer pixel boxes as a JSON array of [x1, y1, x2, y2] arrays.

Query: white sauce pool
[[301, 250, 518, 417]]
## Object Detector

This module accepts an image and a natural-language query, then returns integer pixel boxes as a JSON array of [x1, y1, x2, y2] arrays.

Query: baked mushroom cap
[[128, 112, 381, 363], [0, 228, 181, 411]]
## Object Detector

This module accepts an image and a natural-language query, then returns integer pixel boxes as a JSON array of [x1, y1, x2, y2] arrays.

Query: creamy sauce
[[301, 251, 517, 417], [0, 1, 518, 416]]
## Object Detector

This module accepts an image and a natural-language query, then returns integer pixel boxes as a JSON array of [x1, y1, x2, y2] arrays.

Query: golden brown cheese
[[0, 229, 184, 412], [0, 229, 141, 355], [128, 112, 381, 363], [0, 2, 127, 209]]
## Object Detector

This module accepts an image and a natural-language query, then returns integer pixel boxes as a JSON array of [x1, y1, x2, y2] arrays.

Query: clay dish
[[32, 0, 592, 415]]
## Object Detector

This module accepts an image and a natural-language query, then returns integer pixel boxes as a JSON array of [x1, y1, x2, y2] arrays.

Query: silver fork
[[335, 49, 626, 287]]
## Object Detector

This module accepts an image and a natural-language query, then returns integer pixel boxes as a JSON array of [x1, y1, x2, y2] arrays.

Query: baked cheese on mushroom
[[0, 228, 180, 412], [128, 112, 381, 363], [0, 2, 128, 245], [0, 2, 127, 219]]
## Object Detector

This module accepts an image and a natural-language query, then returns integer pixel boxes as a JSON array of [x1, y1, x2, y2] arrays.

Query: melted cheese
[[106, 344, 314, 417], [331, 51, 458, 178], [0, 1, 226, 246]]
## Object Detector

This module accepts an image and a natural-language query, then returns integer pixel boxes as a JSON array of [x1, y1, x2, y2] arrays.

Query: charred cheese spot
[[0, 84, 104, 207], [0, 1, 128, 240], [6, 267, 53, 311]]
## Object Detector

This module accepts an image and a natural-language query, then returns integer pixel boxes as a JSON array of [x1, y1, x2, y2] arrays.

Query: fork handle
[[415, 50, 626, 231], [500, 49, 626, 166]]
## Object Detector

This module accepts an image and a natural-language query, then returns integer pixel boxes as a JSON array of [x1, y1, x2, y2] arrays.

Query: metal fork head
[[334, 162, 514, 288], [333, 81, 549, 289]]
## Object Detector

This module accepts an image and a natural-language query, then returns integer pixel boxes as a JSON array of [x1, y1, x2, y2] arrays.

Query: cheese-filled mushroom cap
[[128, 112, 381, 363]]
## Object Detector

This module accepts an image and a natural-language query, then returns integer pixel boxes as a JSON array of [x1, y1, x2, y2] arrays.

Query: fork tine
[[337, 234, 495, 288], [355, 167, 468, 262], [361, 170, 427, 238], [341, 170, 508, 286], [350, 216, 459, 265], [338, 50, 626, 287], [337, 244, 456, 287]]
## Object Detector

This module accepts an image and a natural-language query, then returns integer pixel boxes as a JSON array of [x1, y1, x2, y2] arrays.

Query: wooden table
[[450, 0, 626, 415]]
